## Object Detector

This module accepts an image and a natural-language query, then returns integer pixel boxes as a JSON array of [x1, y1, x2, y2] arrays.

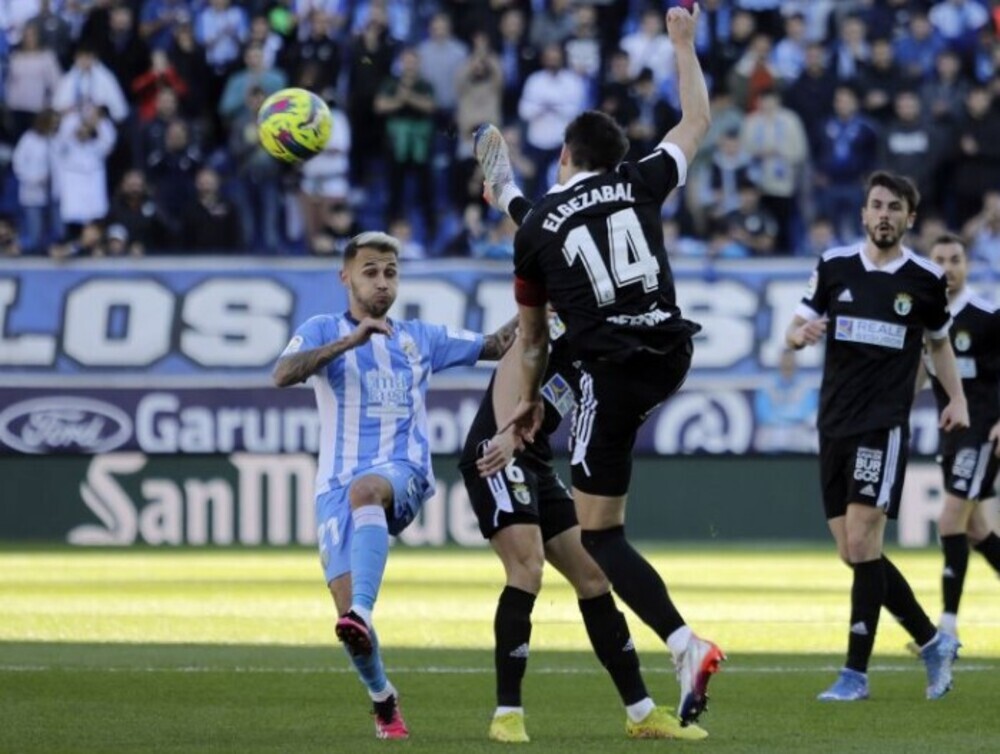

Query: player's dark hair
[[931, 231, 968, 255], [865, 171, 920, 213], [563, 110, 630, 172], [344, 231, 400, 262]]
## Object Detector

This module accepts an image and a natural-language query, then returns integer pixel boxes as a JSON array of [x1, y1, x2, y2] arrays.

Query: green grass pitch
[[1, 546, 998, 753]]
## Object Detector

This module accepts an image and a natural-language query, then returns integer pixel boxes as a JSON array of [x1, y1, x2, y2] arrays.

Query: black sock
[[846, 559, 885, 673], [580, 526, 685, 642], [494, 586, 535, 707], [579, 592, 648, 706], [974, 532, 1000, 574], [940, 533, 970, 615], [882, 555, 936, 647]]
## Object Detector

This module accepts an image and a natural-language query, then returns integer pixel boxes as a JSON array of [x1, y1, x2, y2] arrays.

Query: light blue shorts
[[316, 461, 432, 583]]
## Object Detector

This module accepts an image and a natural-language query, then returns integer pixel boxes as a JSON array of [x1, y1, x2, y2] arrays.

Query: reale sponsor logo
[[0, 396, 132, 453]]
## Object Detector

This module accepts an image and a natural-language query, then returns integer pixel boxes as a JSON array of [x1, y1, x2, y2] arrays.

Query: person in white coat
[[52, 44, 129, 124], [12, 109, 61, 253], [54, 107, 117, 239]]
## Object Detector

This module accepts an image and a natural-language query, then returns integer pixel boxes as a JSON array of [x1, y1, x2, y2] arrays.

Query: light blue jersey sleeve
[[281, 315, 334, 356], [417, 322, 483, 371]]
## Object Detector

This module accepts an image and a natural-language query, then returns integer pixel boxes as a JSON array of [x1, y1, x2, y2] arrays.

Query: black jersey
[[459, 317, 578, 473], [925, 288, 1000, 453], [799, 245, 951, 438], [513, 144, 701, 362]]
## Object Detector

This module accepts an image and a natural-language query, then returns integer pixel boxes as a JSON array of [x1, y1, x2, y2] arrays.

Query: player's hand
[[348, 317, 392, 348], [496, 398, 544, 445], [988, 421, 1000, 457], [790, 317, 827, 348], [476, 430, 519, 478], [666, 2, 699, 45], [482, 181, 498, 210], [939, 398, 970, 433]]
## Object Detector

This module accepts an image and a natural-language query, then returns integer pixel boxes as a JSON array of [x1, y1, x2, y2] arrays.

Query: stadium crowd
[[0, 0, 999, 259]]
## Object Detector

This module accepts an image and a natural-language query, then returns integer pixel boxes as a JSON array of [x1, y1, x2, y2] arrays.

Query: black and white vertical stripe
[[875, 426, 902, 512], [571, 370, 597, 476]]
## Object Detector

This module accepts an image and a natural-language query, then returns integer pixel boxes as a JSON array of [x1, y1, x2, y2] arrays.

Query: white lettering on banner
[[653, 390, 754, 453], [426, 399, 481, 453], [0, 279, 56, 365], [389, 279, 466, 331], [135, 393, 320, 453], [475, 280, 519, 336], [180, 280, 293, 367], [397, 483, 483, 547], [231, 454, 315, 545], [64, 280, 174, 366], [834, 317, 906, 349], [674, 280, 756, 368]]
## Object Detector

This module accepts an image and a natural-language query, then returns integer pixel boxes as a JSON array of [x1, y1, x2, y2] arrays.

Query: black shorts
[[940, 440, 999, 501], [461, 455, 578, 541], [570, 341, 692, 496], [819, 426, 909, 520]]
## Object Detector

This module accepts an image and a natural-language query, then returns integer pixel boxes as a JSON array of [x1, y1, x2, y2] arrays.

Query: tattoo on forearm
[[480, 316, 519, 361], [273, 339, 350, 387]]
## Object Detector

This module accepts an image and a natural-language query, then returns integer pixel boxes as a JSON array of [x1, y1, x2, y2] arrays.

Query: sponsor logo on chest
[[835, 317, 906, 349]]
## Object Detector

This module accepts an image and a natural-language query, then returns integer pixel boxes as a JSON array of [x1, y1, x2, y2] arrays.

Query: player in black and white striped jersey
[[920, 233, 1000, 640]]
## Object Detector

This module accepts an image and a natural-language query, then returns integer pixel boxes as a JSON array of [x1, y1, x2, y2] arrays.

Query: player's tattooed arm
[[273, 319, 392, 387], [480, 315, 519, 361]]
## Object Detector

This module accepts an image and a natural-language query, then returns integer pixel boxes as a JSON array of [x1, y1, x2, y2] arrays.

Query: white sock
[[494, 706, 523, 718], [666, 625, 693, 658], [939, 612, 957, 635], [370, 682, 396, 702], [625, 697, 655, 723], [350, 604, 372, 625]]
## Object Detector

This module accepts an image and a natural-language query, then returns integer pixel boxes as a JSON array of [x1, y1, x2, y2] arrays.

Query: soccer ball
[[257, 88, 332, 163]]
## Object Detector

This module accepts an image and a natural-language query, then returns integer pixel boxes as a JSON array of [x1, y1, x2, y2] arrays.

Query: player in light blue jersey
[[273, 231, 517, 739]]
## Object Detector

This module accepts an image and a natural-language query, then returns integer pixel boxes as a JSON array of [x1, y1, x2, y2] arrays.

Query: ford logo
[[0, 397, 133, 454]]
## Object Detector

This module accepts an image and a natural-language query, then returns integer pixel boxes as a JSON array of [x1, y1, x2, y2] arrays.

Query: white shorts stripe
[[967, 443, 993, 501], [875, 427, 901, 511], [571, 371, 597, 474]]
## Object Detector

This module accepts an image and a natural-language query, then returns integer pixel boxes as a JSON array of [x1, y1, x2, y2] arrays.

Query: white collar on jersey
[[547, 170, 600, 194], [858, 244, 914, 274], [948, 286, 974, 316]]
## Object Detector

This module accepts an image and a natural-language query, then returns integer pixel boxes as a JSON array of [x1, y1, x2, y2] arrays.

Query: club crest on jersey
[[954, 330, 971, 352], [512, 483, 532, 505], [401, 338, 421, 364], [893, 293, 913, 316]]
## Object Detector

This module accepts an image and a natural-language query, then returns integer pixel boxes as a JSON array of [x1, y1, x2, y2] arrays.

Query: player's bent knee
[[348, 476, 391, 510]]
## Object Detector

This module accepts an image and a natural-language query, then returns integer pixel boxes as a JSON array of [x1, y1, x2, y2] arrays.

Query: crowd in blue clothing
[[0, 0, 998, 259]]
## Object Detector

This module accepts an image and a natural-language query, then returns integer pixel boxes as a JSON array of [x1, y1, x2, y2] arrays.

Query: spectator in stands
[[813, 85, 879, 243], [495, 7, 535, 124], [801, 215, 839, 257], [701, 6, 755, 94], [417, 12, 468, 127], [964, 189, 1000, 268], [181, 167, 241, 250], [895, 10, 948, 81], [51, 221, 106, 259], [131, 49, 189, 124], [139, 0, 193, 52], [621, 7, 675, 87], [228, 86, 283, 253], [475, 213, 518, 260], [0, 216, 21, 257], [105, 168, 173, 253], [599, 48, 640, 129], [771, 12, 807, 83], [52, 43, 129, 125], [921, 49, 970, 126], [310, 202, 361, 257], [442, 202, 490, 258], [453, 31, 503, 210], [724, 177, 780, 256], [878, 90, 946, 213], [626, 67, 679, 160], [739, 87, 808, 252], [12, 110, 61, 254], [831, 13, 869, 81], [299, 98, 352, 250], [753, 348, 818, 454], [146, 119, 202, 221], [952, 85, 1000, 227], [727, 33, 777, 112], [530, 0, 574, 51], [219, 44, 288, 132], [166, 13, 210, 121], [86, 4, 151, 99], [278, 9, 340, 96], [104, 222, 140, 257], [139, 88, 201, 167], [346, 6, 397, 187], [856, 37, 914, 125], [388, 216, 426, 260], [708, 128, 753, 222], [518, 42, 587, 198], [784, 42, 837, 158], [4, 25, 62, 140], [564, 4, 603, 91], [196, 0, 249, 139], [929, 0, 991, 59], [247, 14, 283, 69], [374, 47, 437, 239], [25, 0, 73, 68], [53, 106, 116, 247]]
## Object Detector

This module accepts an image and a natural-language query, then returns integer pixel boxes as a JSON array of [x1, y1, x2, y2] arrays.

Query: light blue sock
[[350, 505, 389, 616], [345, 625, 388, 696]]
